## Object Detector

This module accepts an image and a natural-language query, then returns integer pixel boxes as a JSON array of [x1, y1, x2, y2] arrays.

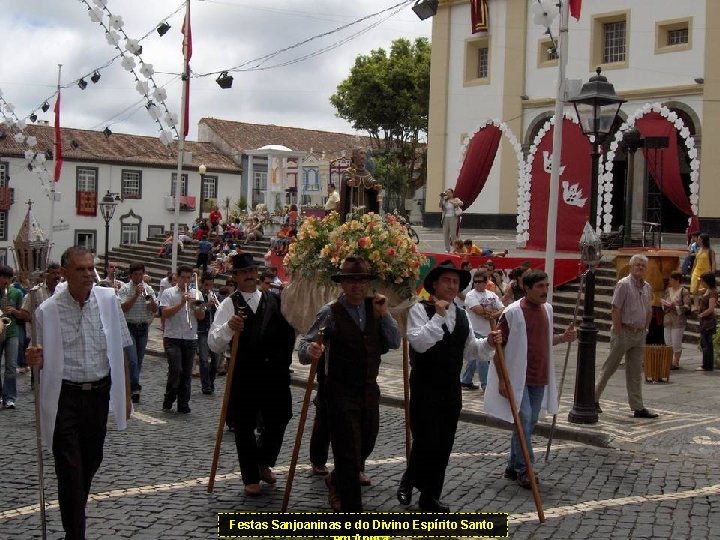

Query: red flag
[[470, 0, 489, 34], [181, 2, 192, 137], [569, 0, 582, 21], [53, 92, 62, 182]]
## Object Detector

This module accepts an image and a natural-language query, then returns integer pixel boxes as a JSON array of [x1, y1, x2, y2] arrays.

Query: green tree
[[330, 38, 430, 207]]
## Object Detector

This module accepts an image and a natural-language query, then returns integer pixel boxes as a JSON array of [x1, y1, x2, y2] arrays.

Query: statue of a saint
[[339, 147, 381, 221]]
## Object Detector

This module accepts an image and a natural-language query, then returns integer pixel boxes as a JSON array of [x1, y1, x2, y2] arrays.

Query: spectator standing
[[440, 189, 463, 252], [595, 254, 657, 418], [0, 266, 25, 408], [661, 271, 691, 370], [324, 184, 340, 215], [694, 271, 717, 372], [690, 233, 715, 299], [461, 268, 504, 391], [209, 207, 223, 234], [196, 235, 213, 272]]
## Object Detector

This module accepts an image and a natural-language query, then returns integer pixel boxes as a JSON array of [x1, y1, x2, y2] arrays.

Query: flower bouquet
[[282, 212, 425, 333]]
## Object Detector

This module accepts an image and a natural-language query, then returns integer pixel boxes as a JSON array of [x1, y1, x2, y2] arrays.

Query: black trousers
[[232, 381, 292, 485], [53, 382, 110, 540], [163, 338, 196, 408], [326, 381, 380, 511], [403, 378, 461, 501], [309, 382, 330, 467]]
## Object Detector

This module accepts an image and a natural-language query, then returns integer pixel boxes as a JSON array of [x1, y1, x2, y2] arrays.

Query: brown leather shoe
[[358, 472, 371, 486], [259, 467, 277, 484], [312, 464, 329, 475], [324, 474, 342, 512], [244, 483, 262, 496]]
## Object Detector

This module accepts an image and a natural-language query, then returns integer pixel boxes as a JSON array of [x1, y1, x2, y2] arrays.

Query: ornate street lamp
[[99, 191, 120, 275], [198, 163, 207, 220], [567, 68, 625, 425]]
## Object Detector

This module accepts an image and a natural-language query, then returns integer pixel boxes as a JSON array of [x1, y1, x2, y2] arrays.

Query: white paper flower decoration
[[139, 63, 155, 78], [14, 133, 25, 143], [109, 15, 124, 30], [26, 136, 37, 147], [136, 81, 149, 95], [121, 56, 136, 71], [159, 131, 173, 146], [153, 88, 168, 102], [125, 39, 141, 55], [88, 7, 103, 23], [106, 30, 120, 46]]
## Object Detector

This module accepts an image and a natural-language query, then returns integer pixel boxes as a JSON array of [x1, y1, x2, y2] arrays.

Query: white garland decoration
[[455, 119, 525, 245], [80, 0, 180, 145], [600, 102, 700, 233]]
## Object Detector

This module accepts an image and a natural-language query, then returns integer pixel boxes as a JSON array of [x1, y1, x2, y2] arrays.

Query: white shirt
[[159, 277, 173, 294], [240, 289, 261, 313], [325, 190, 340, 211], [465, 288, 504, 336], [160, 285, 198, 339], [407, 301, 495, 361], [444, 200, 456, 217], [119, 281, 156, 324]]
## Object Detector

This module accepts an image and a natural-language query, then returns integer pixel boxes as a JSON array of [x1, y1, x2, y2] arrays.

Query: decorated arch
[[519, 112, 593, 250], [599, 102, 700, 233], [453, 119, 523, 239]]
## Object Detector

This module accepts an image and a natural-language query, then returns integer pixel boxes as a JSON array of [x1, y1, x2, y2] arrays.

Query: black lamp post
[[99, 191, 120, 276], [567, 68, 625, 424], [198, 163, 207, 221]]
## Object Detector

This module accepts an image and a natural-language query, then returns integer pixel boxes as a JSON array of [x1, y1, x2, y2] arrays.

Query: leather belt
[[126, 321, 149, 327], [62, 376, 111, 391], [621, 323, 645, 334]]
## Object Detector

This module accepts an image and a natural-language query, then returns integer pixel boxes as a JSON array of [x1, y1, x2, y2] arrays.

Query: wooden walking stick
[[281, 328, 325, 512], [489, 320, 545, 523], [401, 337, 411, 462], [208, 301, 246, 493], [545, 274, 583, 462], [29, 294, 47, 539]]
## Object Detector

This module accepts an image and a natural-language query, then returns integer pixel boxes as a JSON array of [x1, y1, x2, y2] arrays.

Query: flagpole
[[49, 63, 61, 261], [543, 0, 569, 302], [171, 0, 191, 274]]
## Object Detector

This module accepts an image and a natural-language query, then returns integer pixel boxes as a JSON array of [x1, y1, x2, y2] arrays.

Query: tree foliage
[[330, 38, 430, 202]]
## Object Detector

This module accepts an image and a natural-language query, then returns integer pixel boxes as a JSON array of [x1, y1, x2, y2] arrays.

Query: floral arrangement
[[284, 211, 425, 298]]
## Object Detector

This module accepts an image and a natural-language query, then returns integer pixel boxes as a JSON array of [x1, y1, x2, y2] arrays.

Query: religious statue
[[339, 147, 382, 221]]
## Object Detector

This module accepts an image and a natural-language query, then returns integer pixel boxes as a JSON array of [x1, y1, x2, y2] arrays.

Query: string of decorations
[[79, 0, 181, 145]]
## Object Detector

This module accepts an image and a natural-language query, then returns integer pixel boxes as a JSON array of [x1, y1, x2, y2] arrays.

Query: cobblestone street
[[2, 349, 720, 539]]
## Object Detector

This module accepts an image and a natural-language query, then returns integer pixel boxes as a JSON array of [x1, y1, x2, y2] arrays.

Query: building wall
[[427, 0, 712, 230]]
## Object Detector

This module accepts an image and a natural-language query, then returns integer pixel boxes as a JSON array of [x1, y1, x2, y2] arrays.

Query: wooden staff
[[402, 337, 411, 462], [29, 293, 47, 539], [208, 301, 246, 493], [490, 320, 545, 523], [545, 274, 583, 462], [281, 328, 325, 512]]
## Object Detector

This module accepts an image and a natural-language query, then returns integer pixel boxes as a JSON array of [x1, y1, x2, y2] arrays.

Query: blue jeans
[[509, 385, 545, 474], [460, 332, 489, 389], [197, 333, 218, 392], [0, 335, 19, 402], [126, 323, 150, 393]]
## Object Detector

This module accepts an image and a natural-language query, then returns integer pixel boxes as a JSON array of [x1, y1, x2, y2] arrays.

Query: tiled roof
[[199, 118, 374, 159], [0, 124, 241, 173]]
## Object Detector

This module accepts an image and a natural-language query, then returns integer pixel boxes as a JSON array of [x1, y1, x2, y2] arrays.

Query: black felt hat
[[423, 259, 471, 296], [331, 257, 378, 283], [231, 253, 258, 271]]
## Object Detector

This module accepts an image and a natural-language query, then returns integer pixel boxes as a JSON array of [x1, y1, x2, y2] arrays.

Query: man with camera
[[439, 188, 463, 253]]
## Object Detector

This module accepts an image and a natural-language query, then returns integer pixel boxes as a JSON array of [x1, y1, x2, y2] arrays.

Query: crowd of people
[[7, 222, 717, 537]]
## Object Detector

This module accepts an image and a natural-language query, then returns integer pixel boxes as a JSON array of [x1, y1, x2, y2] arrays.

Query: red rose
[[358, 236, 370, 248]]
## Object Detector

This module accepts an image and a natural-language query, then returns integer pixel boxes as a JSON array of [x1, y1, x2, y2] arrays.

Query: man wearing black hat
[[397, 260, 499, 512], [208, 253, 296, 497], [300, 256, 401, 511]]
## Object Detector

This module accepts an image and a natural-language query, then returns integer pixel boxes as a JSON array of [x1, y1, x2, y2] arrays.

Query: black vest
[[327, 298, 383, 389], [409, 303, 469, 391]]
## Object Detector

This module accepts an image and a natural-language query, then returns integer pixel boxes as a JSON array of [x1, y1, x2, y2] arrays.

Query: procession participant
[[299, 256, 401, 512], [25, 246, 132, 540], [16, 262, 63, 390], [160, 265, 205, 414], [119, 262, 157, 404], [461, 268, 504, 392], [484, 270, 576, 488], [209, 253, 296, 496], [104, 263, 123, 293], [0, 265, 24, 409], [197, 272, 220, 394], [397, 260, 497, 512], [595, 253, 657, 418]]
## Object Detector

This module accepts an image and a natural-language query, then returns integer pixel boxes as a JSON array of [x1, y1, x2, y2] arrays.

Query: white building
[[425, 0, 718, 239]]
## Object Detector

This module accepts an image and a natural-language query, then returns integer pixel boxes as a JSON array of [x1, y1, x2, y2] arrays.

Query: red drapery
[[526, 119, 591, 251], [635, 112, 692, 217], [454, 125, 502, 209]]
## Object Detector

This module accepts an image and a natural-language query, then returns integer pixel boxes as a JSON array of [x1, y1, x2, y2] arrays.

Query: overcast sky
[[0, 0, 431, 141]]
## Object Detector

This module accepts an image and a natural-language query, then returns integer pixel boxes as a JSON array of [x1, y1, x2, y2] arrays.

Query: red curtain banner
[[454, 124, 502, 209], [471, 0, 489, 33], [526, 119, 592, 251], [635, 112, 692, 217]]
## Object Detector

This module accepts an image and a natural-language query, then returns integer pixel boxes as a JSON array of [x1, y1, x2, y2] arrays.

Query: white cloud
[[0, 0, 431, 139]]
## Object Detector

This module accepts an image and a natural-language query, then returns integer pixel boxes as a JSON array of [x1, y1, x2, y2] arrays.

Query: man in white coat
[[484, 270, 575, 488], [26, 246, 132, 539]]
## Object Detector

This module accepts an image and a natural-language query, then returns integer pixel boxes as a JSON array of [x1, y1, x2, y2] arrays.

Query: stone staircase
[[553, 259, 701, 344], [103, 235, 272, 289]]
